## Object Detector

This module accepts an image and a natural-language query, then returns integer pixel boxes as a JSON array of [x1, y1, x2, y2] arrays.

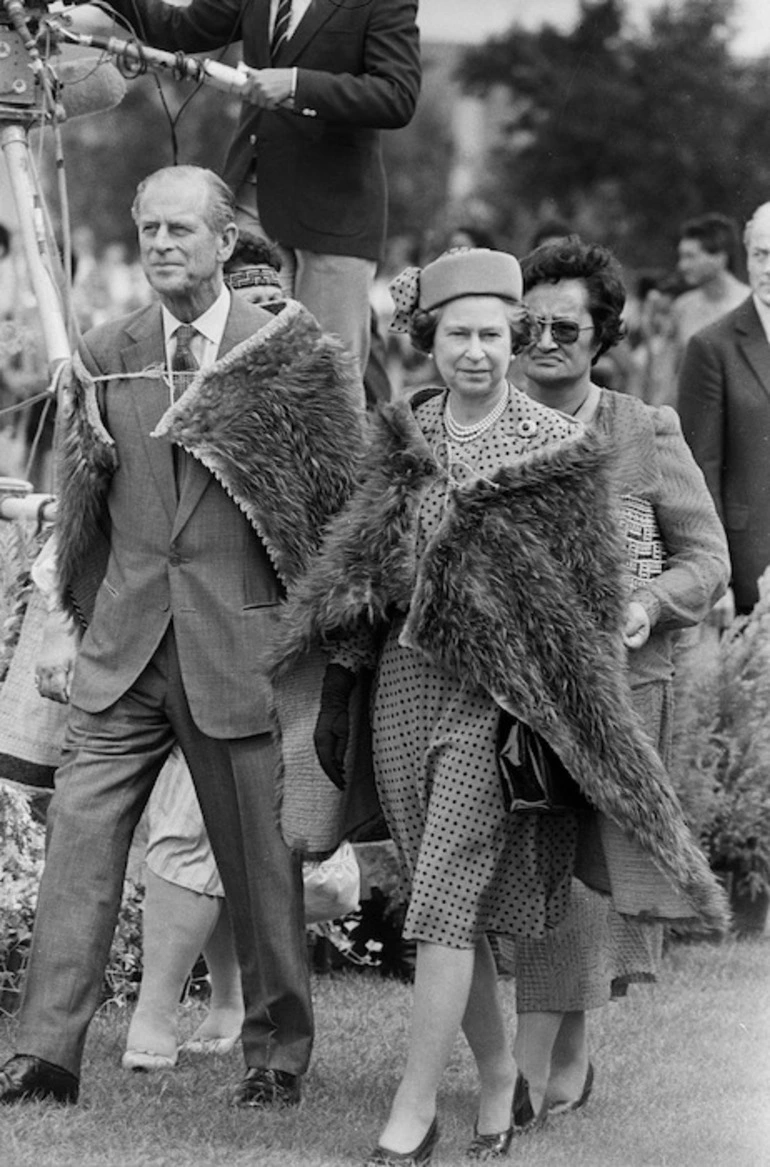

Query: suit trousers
[[234, 173, 374, 401], [15, 626, 313, 1078]]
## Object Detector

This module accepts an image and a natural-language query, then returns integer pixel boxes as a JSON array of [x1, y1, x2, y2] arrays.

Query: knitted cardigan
[[273, 387, 729, 934]]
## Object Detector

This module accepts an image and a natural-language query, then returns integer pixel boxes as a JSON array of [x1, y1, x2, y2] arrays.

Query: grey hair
[[743, 202, 770, 249], [131, 166, 235, 233], [409, 299, 530, 355]]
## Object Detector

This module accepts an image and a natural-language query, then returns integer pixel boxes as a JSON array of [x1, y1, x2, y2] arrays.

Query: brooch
[[517, 418, 538, 438]]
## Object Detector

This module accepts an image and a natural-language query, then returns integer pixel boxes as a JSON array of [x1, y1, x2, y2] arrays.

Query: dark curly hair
[[225, 231, 283, 274], [680, 212, 741, 274], [409, 300, 530, 356], [520, 235, 626, 361]]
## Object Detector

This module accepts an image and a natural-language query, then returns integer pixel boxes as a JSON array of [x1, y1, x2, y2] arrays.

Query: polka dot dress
[[371, 388, 581, 949]]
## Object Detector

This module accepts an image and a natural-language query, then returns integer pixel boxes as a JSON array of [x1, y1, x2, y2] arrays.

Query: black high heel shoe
[[364, 1116, 440, 1166], [466, 1119, 514, 1160], [511, 1073, 548, 1133]]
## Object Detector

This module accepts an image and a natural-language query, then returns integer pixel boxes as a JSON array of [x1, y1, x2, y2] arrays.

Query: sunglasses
[[528, 317, 594, 346]]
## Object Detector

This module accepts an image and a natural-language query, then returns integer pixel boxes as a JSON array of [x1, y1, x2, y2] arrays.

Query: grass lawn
[[0, 935, 768, 1167]]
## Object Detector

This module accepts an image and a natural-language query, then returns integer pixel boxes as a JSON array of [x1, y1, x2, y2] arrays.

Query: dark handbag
[[496, 713, 590, 813]]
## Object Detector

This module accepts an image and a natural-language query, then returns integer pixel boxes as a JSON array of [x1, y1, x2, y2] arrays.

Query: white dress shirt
[[161, 285, 231, 372]]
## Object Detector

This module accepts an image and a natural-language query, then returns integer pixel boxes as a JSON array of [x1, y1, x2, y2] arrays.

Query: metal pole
[[0, 476, 56, 522], [0, 119, 70, 371]]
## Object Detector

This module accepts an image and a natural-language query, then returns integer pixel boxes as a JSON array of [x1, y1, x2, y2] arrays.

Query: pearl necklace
[[444, 385, 510, 443]]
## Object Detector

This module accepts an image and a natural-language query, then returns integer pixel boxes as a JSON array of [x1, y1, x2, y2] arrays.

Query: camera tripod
[[0, 0, 67, 519]]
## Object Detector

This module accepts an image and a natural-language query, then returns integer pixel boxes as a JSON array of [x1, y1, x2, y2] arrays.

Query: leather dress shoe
[[0, 1054, 79, 1104], [466, 1119, 514, 1160], [364, 1116, 439, 1165], [230, 1067, 301, 1109]]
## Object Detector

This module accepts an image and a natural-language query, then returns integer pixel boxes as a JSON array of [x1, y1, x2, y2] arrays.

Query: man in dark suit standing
[[678, 202, 770, 614], [0, 165, 362, 1107], [69, 0, 422, 399]]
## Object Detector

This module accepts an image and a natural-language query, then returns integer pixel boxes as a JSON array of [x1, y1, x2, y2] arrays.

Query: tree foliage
[[672, 566, 770, 901], [382, 48, 455, 252], [37, 62, 240, 254], [457, 0, 770, 266]]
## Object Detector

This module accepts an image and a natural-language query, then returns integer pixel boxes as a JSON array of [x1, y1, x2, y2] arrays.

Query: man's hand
[[238, 65, 294, 110], [623, 600, 651, 650], [35, 608, 79, 704]]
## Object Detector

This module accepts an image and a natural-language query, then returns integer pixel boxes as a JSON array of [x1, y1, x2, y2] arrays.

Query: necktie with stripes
[[171, 323, 199, 401], [270, 0, 293, 61], [170, 324, 199, 490]]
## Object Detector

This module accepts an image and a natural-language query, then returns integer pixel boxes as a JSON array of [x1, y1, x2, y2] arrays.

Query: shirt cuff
[[631, 586, 662, 628]]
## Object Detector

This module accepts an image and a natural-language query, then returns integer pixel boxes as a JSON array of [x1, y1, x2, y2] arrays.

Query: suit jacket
[[677, 294, 770, 612], [105, 0, 421, 260], [592, 390, 729, 684], [57, 297, 363, 738]]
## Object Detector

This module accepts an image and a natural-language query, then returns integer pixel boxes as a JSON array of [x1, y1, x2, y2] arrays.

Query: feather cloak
[[55, 299, 365, 621], [274, 390, 729, 934]]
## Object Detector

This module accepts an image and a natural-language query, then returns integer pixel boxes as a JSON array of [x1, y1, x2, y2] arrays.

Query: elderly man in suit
[[68, 0, 422, 396], [678, 202, 770, 614], [0, 165, 362, 1108]]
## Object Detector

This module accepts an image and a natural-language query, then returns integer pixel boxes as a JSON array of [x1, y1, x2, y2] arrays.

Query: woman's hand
[[623, 600, 651, 650], [708, 587, 735, 631], [314, 664, 357, 790]]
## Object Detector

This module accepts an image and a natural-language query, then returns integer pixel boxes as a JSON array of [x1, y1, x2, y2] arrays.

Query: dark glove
[[314, 663, 357, 790]]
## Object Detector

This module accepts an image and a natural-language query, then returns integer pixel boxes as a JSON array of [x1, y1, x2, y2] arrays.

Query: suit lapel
[[255, 0, 271, 66], [121, 309, 178, 526], [278, 0, 335, 66], [171, 445, 210, 536], [736, 299, 770, 401]]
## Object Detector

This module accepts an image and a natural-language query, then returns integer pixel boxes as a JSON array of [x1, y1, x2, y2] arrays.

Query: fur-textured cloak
[[55, 300, 365, 622], [274, 390, 729, 934]]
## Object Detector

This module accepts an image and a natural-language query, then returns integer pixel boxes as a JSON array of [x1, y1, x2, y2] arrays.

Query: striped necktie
[[270, 0, 293, 61], [171, 323, 199, 401], [170, 325, 199, 491]]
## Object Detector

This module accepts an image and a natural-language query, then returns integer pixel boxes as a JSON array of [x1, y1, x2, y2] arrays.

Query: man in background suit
[[0, 165, 362, 1108], [69, 0, 422, 397], [672, 212, 749, 364], [678, 202, 770, 614]]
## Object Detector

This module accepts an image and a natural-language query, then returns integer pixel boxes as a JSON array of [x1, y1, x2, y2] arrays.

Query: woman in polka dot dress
[[274, 247, 729, 1166]]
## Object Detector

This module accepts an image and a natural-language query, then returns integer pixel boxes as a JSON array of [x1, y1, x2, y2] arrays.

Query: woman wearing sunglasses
[[507, 235, 730, 1127]]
